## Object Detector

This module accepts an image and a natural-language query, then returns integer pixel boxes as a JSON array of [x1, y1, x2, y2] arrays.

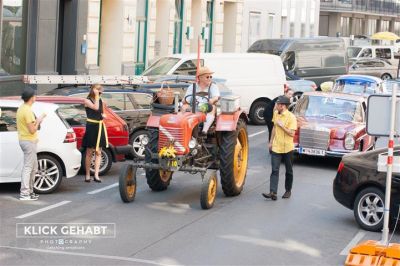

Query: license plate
[[299, 147, 326, 156]]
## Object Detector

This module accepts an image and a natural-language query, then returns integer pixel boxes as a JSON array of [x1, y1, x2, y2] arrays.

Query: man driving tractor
[[181, 66, 220, 135]]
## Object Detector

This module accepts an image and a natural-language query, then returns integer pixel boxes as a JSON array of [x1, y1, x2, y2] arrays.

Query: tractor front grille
[[158, 126, 186, 154], [299, 127, 330, 150]]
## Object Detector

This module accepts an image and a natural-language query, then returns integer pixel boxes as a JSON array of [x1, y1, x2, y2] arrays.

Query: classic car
[[348, 58, 398, 80], [331, 75, 386, 96], [292, 91, 375, 158]]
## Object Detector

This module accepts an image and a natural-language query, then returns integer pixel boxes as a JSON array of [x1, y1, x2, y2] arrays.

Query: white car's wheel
[[34, 154, 63, 194]]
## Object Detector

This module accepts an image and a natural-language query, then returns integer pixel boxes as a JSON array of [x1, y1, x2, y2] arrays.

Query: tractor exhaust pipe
[[174, 92, 180, 113], [192, 83, 196, 113]]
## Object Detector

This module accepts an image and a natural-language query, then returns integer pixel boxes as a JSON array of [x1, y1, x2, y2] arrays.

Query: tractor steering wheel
[[184, 94, 209, 106]]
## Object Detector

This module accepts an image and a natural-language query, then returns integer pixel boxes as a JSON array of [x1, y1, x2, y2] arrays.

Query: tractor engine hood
[[158, 112, 206, 155]]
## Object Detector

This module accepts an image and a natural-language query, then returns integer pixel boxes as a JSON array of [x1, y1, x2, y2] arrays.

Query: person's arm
[[268, 126, 275, 150], [27, 113, 46, 134], [276, 114, 297, 137], [209, 84, 220, 105], [84, 90, 100, 110]]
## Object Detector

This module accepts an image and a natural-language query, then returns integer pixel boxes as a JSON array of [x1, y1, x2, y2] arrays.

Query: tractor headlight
[[188, 138, 197, 149], [141, 135, 149, 146], [344, 133, 355, 150]]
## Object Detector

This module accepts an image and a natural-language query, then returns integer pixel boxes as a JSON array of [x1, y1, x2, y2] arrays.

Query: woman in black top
[[82, 84, 108, 182]]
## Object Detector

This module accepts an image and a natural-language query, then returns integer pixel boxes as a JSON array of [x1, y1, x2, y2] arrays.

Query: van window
[[375, 48, 391, 59], [359, 48, 372, 58], [347, 47, 362, 58], [283, 51, 295, 71], [0, 107, 17, 132], [173, 59, 204, 75], [142, 57, 180, 76]]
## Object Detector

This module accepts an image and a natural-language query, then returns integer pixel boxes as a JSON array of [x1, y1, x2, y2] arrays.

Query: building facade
[[0, 0, 243, 95], [241, 0, 321, 52], [319, 0, 400, 37]]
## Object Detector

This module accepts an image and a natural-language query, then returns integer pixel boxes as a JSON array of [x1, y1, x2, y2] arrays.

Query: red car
[[33, 96, 131, 175], [292, 91, 375, 158]]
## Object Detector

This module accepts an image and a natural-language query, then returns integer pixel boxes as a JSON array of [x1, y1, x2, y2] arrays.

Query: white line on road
[[249, 130, 266, 138], [339, 230, 366, 255], [87, 183, 118, 195], [15, 201, 71, 219], [0, 245, 177, 266]]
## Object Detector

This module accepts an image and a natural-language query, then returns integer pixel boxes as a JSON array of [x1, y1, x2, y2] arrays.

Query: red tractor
[[119, 91, 249, 209]]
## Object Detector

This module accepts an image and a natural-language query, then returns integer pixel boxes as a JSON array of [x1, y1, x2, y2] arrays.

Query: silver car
[[349, 58, 398, 80]]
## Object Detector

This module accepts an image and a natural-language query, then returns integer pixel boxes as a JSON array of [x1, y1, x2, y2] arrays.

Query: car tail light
[[337, 161, 344, 173], [64, 131, 76, 143], [284, 83, 289, 93]]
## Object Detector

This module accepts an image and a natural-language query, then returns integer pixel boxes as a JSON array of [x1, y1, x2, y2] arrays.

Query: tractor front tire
[[220, 119, 249, 196], [145, 129, 172, 191], [119, 164, 136, 202], [200, 170, 218, 209]]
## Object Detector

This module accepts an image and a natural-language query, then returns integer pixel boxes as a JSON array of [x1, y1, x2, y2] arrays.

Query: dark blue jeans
[[269, 151, 294, 193]]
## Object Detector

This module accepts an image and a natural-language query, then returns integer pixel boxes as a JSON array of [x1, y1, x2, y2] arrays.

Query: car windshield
[[142, 57, 180, 76], [383, 80, 400, 95], [332, 81, 379, 96], [347, 47, 362, 58], [294, 95, 359, 122]]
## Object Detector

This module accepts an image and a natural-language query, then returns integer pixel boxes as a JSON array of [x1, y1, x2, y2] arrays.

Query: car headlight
[[141, 135, 149, 146], [344, 133, 355, 150], [188, 138, 197, 149]]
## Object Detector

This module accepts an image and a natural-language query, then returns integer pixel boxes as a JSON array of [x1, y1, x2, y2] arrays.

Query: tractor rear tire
[[145, 129, 172, 191], [219, 119, 249, 196], [119, 164, 136, 202]]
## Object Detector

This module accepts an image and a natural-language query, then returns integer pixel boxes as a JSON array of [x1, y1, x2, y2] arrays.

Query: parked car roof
[[302, 91, 366, 102], [336, 74, 382, 84]]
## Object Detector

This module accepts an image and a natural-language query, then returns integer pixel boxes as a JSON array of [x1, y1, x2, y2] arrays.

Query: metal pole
[[381, 82, 397, 245]]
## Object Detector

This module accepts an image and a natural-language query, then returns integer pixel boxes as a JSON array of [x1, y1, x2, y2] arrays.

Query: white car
[[0, 99, 81, 193]]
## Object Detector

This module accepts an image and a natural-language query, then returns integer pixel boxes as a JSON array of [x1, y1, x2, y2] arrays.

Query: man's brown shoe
[[262, 192, 277, 201], [282, 191, 291, 199]]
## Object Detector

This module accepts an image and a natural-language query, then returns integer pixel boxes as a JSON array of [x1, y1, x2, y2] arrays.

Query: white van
[[142, 53, 286, 124], [347, 45, 399, 65]]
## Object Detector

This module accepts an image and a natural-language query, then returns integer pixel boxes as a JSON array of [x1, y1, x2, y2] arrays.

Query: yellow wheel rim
[[159, 170, 172, 182], [233, 127, 248, 187], [207, 176, 217, 205], [126, 168, 135, 197]]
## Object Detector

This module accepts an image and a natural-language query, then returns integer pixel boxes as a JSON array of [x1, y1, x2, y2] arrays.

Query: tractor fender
[[216, 110, 248, 131], [146, 115, 161, 128]]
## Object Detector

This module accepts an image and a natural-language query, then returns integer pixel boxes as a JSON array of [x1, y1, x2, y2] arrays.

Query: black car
[[333, 146, 400, 231]]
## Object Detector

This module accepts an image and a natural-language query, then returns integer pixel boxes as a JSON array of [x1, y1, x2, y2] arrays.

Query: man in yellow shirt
[[262, 96, 297, 201], [16, 88, 46, 201]]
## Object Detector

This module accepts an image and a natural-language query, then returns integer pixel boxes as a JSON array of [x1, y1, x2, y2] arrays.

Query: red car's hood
[[297, 117, 360, 139]]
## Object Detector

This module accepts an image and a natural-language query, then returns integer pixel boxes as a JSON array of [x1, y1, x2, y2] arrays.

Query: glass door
[[135, 0, 148, 74], [204, 0, 214, 53], [173, 0, 183, 54]]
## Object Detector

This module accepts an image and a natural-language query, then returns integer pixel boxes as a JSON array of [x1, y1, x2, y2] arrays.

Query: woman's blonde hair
[[88, 84, 103, 99]]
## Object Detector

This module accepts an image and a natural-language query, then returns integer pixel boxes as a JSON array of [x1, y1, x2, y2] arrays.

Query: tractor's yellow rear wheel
[[200, 170, 218, 209], [219, 119, 249, 196], [119, 164, 136, 202]]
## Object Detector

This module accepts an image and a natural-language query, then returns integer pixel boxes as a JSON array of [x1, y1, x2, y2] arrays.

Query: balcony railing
[[320, 0, 400, 16]]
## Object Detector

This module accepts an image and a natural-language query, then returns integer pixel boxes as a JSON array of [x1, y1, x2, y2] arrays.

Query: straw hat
[[197, 66, 214, 77]]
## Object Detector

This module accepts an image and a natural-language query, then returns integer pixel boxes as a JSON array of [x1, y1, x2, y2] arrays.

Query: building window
[[1, 0, 27, 76], [367, 19, 377, 35], [394, 21, 400, 36], [310, 0, 316, 36], [267, 13, 274, 38], [340, 17, 350, 37], [248, 11, 261, 48], [289, 1, 295, 37]]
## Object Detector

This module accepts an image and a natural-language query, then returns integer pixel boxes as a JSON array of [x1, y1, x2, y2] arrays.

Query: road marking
[[339, 230, 366, 255], [0, 245, 177, 266], [87, 183, 118, 195], [15, 201, 71, 219], [249, 130, 266, 138]]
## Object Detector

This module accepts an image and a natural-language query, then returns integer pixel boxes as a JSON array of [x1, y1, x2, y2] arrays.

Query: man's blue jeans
[[269, 151, 294, 194]]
